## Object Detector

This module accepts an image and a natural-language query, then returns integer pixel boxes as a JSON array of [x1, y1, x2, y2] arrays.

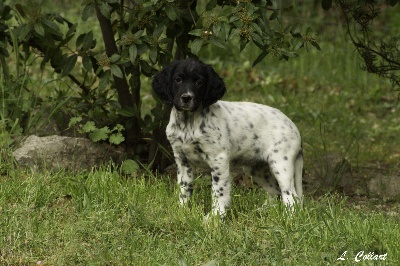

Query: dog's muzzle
[[176, 92, 197, 111]]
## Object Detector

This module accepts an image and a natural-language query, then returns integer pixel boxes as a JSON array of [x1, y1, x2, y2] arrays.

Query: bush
[[0, 0, 319, 169]]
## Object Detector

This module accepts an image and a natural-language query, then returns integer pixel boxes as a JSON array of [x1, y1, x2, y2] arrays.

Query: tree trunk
[[95, 3, 141, 149]]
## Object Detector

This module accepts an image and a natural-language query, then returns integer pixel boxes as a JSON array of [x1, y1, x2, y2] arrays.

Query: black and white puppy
[[152, 59, 303, 217]]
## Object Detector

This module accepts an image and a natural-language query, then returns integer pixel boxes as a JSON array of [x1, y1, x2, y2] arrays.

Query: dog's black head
[[152, 59, 226, 112]]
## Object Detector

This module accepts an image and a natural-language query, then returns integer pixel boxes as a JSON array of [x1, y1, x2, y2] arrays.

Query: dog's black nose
[[181, 94, 193, 103]]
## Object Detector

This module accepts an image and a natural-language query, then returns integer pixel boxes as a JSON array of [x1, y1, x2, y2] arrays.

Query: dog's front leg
[[175, 154, 194, 205], [209, 153, 231, 218]]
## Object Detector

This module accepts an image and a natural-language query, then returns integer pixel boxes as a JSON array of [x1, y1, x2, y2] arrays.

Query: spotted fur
[[152, 59, 303, 217]]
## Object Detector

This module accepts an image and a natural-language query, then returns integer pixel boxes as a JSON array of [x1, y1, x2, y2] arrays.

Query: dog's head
[[152, 59, 226, 112]]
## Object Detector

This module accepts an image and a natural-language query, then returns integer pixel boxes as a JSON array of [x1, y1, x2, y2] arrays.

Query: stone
[[13, 135, 127, 172], [367, 175, 400, 202], [305, 153, 354, 194]]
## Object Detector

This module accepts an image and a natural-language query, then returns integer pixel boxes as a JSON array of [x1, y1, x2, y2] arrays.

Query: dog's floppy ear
[[152, 62, 177, 105], [202, 65, 226, 108]]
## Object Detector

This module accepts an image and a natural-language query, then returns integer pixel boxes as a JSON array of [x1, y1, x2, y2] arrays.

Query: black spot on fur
[[195, 145, 203, 153], [297, 149, 303, 160], [181, 155, 189, 166], [213, 175, 220, 183], [283, 156, 288, 160], [200, 121, 206, 133]]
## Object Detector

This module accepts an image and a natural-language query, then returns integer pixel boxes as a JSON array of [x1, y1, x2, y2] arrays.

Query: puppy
[[152, 59, 303, 217]]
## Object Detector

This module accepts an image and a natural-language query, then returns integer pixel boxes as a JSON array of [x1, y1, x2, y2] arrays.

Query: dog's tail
[[294, 149, 303, 203]]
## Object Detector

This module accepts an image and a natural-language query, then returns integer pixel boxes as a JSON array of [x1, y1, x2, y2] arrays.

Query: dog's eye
[[175, 77, 183, 84], [195, 80, 203, 86]]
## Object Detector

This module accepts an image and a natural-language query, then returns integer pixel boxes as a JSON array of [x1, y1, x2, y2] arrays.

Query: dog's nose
[[181, 93, 193, 103]]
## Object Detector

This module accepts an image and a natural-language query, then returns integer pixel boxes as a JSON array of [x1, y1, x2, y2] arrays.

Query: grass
[[1, 167, 399, 265]]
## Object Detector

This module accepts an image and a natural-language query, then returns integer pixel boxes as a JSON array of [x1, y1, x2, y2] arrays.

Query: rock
[[367, 175, 400, 202], [305, 153, 354, 194], [13, 135, 127, 172]]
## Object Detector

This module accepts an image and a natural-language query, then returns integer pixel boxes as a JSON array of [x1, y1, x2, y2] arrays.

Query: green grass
[[1, 167, 399, 265]]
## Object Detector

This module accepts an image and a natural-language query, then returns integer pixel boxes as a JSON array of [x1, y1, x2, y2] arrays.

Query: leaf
[[188, 29, 203, 37], [149, 47, 158, 64], [209, 36, 225, 48], [120, 159, 139, 175], [109, 133, 125, 145], [15, 4, 27, 18], [191, 38, 204, 55], [68, 116, 82, 128], [82, 121, 96, 133], [269, 10, 279, 20], [321, 0, 332, 10], [89, 127, 110, 142], [61, 54, 78, 78], [212, 23, 221, 36], [82, 31, 94, 51], [250, 32, 263, 47], [252, 50, 269, 67], [98, 2, 111, 19], [110, 53, 120, 63], [293, 39, 304, 50], [98, 71, 111, 92], [66, 23, 78, 38], [14, 24, 31, 42], [165, 4, 176, 21], [153, 23, 164, 39], [129, 44, 138, 64], [82, 3, 94, 21], [34, 22, 45, 36], [310, 41, 321, 51], [239, 38, 249, 51], [133, 30, 144, 40], [140, 60, 153, 76], [205, 0, 217, 11], [251, 22, 263, 34], [42, 18, 63, 38], [117, 108, 135, 117], [110, 64, 123, 78]]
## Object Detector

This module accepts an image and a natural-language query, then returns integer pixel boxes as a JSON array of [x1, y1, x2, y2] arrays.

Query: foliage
[[0, 2, 66, 150], [68, 116, 125, 145], [323, 0, 400, 90], [0, 0, 319, 168]]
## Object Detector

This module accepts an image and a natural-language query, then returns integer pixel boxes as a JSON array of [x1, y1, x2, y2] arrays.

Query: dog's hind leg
[[294, 149, 303, 204], [266, 152, 301, 209], [248, 164, 281, 206]]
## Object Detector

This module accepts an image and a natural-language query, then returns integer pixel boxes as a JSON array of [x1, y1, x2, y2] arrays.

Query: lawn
[[1, 1, 400, 265], [1, 168, 399, 265]]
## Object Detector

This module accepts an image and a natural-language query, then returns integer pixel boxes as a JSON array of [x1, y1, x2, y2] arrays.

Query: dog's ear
[[202, 65, 226, 108], [152, 62, 176, 105]]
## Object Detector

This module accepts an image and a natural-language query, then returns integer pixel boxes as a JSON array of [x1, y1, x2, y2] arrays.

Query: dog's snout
[[181, 93, 193, 103]]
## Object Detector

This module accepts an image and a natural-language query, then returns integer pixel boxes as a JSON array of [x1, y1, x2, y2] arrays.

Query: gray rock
[[305, 153, 354, 193], [368, 175, 400, 202], [13, 135, 127, 172]]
